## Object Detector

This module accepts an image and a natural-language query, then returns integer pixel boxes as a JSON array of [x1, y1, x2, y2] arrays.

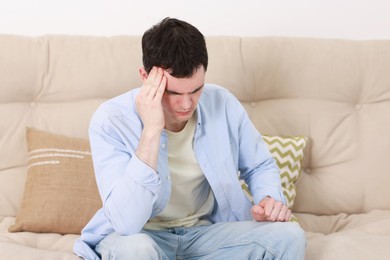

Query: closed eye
[[165, 90, 180, 95]]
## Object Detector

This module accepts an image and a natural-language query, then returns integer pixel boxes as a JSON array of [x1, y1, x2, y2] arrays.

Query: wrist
[[135, 127, 162, 171], [142, 127, 163, 138]]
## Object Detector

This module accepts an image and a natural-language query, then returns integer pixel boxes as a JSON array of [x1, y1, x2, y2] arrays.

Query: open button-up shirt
[[74, 84, 285, 260]]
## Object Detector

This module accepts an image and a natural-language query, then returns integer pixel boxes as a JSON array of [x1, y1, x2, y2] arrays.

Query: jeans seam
[[176, 240, 277, 259]]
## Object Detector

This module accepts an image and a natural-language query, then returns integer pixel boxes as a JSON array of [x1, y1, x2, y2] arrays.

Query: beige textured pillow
[[9, 127, 102, 235]]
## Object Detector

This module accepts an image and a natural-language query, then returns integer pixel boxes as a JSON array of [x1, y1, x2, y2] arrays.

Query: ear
[[139, 67, 148, 82]]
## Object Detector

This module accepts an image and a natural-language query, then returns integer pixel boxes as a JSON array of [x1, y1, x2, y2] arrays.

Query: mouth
[[176, 110, 192, 116]]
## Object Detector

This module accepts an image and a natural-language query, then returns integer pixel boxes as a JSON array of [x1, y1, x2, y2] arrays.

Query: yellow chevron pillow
[[241, 135, 308, 215]]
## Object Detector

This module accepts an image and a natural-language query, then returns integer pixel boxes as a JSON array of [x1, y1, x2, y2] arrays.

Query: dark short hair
[[142, 17, 208, 78]]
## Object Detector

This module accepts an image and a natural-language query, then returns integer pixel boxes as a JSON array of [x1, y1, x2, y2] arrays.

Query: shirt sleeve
[[231, 96, 286, 205], [88, 115, 161, 235]]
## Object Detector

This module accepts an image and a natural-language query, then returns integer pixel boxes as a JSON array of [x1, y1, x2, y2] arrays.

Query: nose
[[180, 95, 192, 110]]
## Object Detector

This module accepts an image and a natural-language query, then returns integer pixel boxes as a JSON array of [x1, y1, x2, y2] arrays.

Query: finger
[[150, 68, 164, 88], [263, 198, 275, 218], [251, 205, 267, 222], [284, 209, 292, 222], [252, 205, 265, 215], [154, 67, 165, 87], [162, 69, 172, 78], [147, 66, 158, 81], [268, 201, 282, 221], [139, 67, 158, 95], [146, 68, 164, 97], [154, 75, 167, 100], [276, 205, 288, 222]]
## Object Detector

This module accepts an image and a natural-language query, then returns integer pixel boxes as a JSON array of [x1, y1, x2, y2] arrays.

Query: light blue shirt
[[74, 84, 285, 259]]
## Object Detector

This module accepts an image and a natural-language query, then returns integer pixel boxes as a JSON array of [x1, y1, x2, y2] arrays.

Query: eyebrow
[[165, 85, 204, 95]]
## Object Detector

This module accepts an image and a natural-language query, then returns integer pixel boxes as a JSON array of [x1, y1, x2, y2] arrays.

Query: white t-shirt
[[144, 114, 215, 230]]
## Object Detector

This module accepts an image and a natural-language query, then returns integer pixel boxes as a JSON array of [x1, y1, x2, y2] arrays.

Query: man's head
[[139, 18, 208, 132], [141, 17, 208, 78]]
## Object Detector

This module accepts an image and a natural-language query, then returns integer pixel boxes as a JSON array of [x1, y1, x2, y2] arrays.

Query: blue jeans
[[95, 221, 306, 260]]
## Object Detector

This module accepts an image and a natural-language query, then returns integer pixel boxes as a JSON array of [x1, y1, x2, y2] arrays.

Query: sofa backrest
[[1, 35, 390, 217]]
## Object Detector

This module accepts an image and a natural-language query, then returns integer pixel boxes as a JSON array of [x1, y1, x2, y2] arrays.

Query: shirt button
[[161, 143, 166, 149], [167, 176, 170, 180]]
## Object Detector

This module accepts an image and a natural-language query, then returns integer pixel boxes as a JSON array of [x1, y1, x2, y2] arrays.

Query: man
[[74, 17, 306, 260]]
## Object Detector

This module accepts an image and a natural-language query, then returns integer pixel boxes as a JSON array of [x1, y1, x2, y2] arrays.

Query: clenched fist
[[251, 196, 292, 222]]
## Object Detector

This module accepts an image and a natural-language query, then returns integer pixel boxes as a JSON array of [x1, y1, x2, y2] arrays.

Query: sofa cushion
[[295, 210, 390, 260], [241, 135, 308, 214], [8, 128, 101, 235], [1, 216, 79, 260]]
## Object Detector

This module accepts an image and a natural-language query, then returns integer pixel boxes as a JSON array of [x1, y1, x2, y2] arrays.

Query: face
[[162, 66, 205, 132]]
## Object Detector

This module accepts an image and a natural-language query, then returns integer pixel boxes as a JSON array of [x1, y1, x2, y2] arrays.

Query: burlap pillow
[[9, 127, 102, 235]]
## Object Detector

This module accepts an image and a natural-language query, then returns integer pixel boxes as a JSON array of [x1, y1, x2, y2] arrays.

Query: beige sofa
[[1, 34, 390, 260]]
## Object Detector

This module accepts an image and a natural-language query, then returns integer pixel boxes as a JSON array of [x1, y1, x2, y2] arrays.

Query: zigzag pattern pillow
[[241, 135, 308, 220], [263, 135, 308, 208]]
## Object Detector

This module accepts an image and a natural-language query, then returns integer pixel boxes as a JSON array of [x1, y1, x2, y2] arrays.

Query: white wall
[[0, 0, 389, 39]]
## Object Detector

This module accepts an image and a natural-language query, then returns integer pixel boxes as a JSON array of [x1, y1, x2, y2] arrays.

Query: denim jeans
[[95, 221, 306, 260]]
